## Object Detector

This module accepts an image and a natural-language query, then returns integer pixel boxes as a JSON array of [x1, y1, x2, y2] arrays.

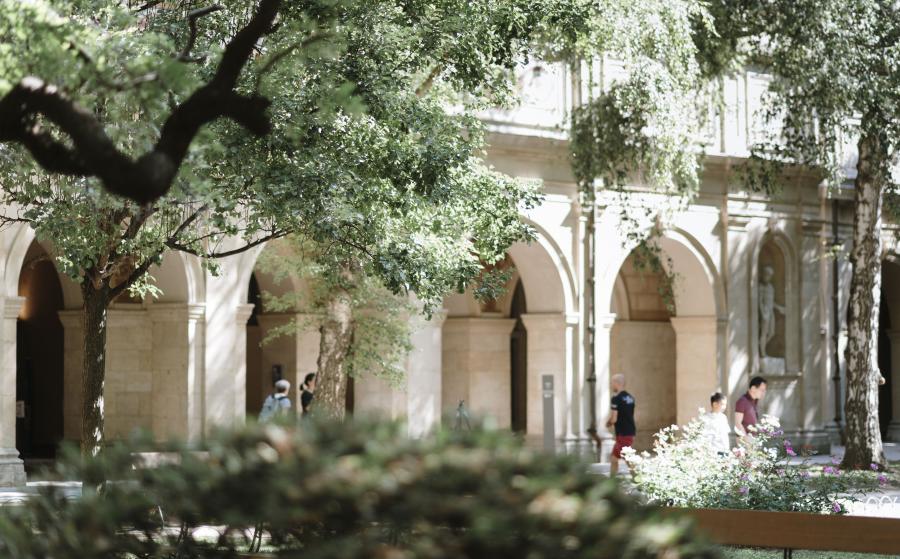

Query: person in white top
[[700, 392, 731, 454]]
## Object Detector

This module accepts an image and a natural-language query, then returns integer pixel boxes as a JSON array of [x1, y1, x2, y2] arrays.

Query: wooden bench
[[664, 507, 900, 557]]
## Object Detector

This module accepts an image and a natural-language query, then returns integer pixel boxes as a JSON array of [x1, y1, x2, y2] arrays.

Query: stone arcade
[[2, 62, 900, 484]]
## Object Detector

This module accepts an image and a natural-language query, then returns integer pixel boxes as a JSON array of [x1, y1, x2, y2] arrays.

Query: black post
[[832, 198, 844, 441], [585, 181, 600, 458]]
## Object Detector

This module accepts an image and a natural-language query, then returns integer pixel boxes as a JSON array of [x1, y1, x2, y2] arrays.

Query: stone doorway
[[16, 241, 65, 464]]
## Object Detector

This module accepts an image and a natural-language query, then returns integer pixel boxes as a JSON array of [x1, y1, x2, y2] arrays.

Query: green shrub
[[623, 415, 882, 513], [0, 419, 717, 558]]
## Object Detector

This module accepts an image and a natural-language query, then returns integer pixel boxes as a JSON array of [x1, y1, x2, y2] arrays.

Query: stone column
[[670, 316, 718, 425], [149, 304, 205, 442], [406, 310, 446, 437], [595, 313, 616, 441], [442, 317, 515, 428], [520, 313, 570, 440], [232, 304, 256, 426], [59, 310, 83, 442], [105, 306, 151, 440], [886, 330, 900, 441], [0, 297, 25, 486]]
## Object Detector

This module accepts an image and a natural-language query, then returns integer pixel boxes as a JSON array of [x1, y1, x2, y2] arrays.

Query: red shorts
[[612, 435, 634, 459]]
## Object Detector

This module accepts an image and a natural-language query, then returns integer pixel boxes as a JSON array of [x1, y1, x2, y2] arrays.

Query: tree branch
[[167, 229, 286, 258], [0, 0, 283, 205], [178, 5, 224, 63], [108, 256, 157, 300]]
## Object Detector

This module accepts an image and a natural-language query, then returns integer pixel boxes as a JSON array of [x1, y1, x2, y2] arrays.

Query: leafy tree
[[0, 0, 711, 441], [696, 0, 900, 468]]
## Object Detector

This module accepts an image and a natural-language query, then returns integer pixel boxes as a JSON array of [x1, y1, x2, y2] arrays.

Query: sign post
[[542, 374, 555, 454]]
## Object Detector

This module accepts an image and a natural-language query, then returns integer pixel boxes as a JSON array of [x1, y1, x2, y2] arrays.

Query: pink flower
[[739, 486, 749, 495], [870, 463, 880, 471], [832, 502, 842, 513], [786, 447, 797, 457], [824, 466, 835, 475], [878, 474, 888, 486]]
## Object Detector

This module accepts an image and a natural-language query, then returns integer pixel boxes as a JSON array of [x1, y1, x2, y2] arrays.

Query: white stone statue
[[758, 265, 785, 358]]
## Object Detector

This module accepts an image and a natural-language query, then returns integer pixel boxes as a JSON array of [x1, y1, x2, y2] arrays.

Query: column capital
[[597, 313, 617, 329], [234, 303, 256, 324], [443, 316, 516, 335], [520, 312, 566, 331], [3, 296, 25, 320], [669, 315, 719, 334], [148, 303, 206, 322]]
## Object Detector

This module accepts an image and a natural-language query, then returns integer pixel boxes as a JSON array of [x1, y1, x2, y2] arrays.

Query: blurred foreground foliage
[[0, 419, 717, 558]]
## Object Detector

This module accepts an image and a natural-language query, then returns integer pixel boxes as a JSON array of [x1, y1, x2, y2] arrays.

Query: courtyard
[[2, 0, 900, 557]]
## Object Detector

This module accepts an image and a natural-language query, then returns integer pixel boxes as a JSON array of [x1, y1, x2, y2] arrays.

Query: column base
[[0, 448, 25, 487], [885, 421, 900, 443]]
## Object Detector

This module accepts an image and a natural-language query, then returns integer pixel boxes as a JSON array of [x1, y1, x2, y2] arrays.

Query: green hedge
[[0, 419, 718, 558]]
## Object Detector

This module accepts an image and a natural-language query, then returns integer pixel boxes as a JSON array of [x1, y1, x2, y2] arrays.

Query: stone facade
[[1, 61, 899, 485]]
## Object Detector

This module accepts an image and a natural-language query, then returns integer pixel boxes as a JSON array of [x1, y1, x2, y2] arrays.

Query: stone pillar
[[406, 310, 446, 437], [232, 304, 256, 425], [442, 317, 516, 428], [886, 330, 900, 441], [0, 297, 25, 486], [595, 313, 616, 441], [105, 306, 152, 440], [671, 316, 718, 425], [520, 313, 570, 439], [149, 304, 205, 442], [59, 310, 83, 442]]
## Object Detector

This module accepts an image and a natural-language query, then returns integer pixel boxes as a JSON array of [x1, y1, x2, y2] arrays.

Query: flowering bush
[[622, 414, 883, 514]]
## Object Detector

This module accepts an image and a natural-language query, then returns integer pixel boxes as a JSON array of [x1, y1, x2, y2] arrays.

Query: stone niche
[[753, 234, 798, 377]]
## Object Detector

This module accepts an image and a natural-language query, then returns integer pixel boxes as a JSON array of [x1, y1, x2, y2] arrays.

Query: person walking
[[605, 373, 635, 476], [259, 379, 292, 422], [700, 392, 731, 454], [734, 376, 767, 436], [300, 373, 316, 416]]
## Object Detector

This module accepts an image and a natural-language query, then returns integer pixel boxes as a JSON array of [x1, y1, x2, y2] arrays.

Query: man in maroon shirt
[[734, 376, 767, 436]]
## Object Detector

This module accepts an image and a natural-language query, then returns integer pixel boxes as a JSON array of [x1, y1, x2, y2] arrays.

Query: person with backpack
[[259, 379, 292, 422]]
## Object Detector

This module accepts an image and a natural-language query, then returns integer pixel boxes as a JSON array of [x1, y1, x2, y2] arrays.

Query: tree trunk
[[81, 283, 111, 456], [315, 283, 354, 420], [842, 130, 887, 469]]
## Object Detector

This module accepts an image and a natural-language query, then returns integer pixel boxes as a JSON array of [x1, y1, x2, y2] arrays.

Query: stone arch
[[605, 226, 722, 449], [243, 240, 318, 418], [15, 239, 66, 460], [442, 226, 577, 440]]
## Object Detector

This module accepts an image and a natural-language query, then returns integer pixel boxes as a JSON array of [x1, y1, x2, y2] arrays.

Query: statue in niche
[[758, 265, 786, 358]]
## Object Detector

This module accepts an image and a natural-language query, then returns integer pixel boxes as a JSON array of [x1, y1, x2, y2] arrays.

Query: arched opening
[[608, 232, 720, 450], [510, 279, 527, 432], [442, 231, 574, 441], [16, 241, 64, 464], [246, 273, 264, 416], [610, 252, 676, 450]]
